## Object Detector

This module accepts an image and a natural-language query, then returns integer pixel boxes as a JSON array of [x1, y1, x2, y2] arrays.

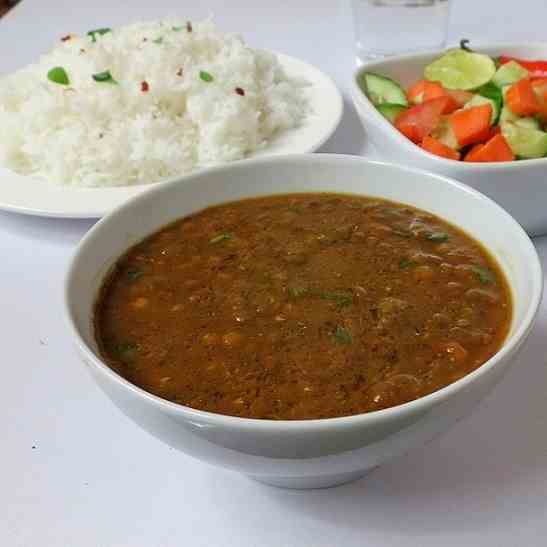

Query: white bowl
[[64, 154, 542, 489], [351, 42, 547, 237]]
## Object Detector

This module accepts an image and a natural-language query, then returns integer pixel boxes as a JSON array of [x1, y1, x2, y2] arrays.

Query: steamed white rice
[[0, 19, 309, 187]]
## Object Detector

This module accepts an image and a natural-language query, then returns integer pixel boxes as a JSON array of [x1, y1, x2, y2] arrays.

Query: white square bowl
[[351, 43, 547, 236]]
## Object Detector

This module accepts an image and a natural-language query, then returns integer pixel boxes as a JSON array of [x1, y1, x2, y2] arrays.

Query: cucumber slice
[[499, 105, 519, 124], [476, 82, 502, 124], [501, 121, 547, 158], [359, 72, 408, 107], [492, 60, 529, 88], [430, 115, 459, 150], [464, 94, 499, 125], [376, 103, 407, 123], [424, 49, 496, 91], [515, 117, 541, 130]]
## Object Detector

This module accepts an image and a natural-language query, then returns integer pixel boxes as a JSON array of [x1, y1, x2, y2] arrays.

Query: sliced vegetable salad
[[359, 42, 547, 162]]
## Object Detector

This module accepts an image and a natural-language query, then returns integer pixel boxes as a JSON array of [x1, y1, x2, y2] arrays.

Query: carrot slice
[[532, 80, 547, 122], [421, 135, 460, 160], [464, 134, 515, 163], [450, 104, 493, 147], [482, 124, 502, 143], [395, 97, 449, 143], [506, 79, 541, 116], [464, 143, 485, 162]]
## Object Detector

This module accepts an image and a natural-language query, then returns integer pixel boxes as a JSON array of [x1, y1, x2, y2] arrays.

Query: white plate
[[0, 52, 343, 219]]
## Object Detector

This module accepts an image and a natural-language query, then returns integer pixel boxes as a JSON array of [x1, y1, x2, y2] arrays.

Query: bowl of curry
[[65, 154, 542, 489]]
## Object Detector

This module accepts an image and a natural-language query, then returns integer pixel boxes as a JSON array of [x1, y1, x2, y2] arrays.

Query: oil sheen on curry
[[95, 194, 512, 420]]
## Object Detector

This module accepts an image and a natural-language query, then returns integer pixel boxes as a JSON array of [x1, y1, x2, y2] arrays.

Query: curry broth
[[95, 193, 512, 420]]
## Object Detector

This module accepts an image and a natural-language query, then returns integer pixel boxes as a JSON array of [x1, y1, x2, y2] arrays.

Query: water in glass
[[352, 0, 451, 64]]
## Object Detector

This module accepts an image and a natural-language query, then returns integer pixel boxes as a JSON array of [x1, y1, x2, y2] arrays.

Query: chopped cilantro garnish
[[92, 70, 117, 84], [209, 233, 232, 244], [88, 28, 111, 43], [399, 258, 415, 269], [199, 70, 213, 83], [471, 265, 495, 285], [127, 269, 143, 281], [47, 67, 70, 86], [334, 325, 352, 345], [426, 232, 449, 243]]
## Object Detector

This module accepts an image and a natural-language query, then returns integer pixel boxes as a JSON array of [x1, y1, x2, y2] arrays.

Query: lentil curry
[[95, 193, 512, 420]]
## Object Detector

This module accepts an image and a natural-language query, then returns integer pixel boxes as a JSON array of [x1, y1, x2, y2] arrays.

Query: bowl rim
[[351, 41, 547, 169], [64, 153, 543, 432]]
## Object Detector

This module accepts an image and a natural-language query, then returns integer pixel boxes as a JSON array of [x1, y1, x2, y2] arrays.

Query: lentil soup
[[95, 193, 512, 420]]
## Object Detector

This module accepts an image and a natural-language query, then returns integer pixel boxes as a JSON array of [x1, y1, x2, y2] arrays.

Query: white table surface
[[2, 1, 547, 546]]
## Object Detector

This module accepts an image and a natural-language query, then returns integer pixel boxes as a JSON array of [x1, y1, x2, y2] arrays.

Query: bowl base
[[249, 468, 373, 489]]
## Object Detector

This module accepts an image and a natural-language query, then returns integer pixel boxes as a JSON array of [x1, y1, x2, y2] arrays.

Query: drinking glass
[[352, 0, 452, 64]]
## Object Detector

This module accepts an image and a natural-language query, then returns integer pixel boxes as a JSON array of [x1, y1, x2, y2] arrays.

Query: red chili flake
[[235, 87, 245, 96], [176, 68, 183, 77], [141, 81, 149, 93], [186, 21, 193, 33], [61, 35, 71, 42]]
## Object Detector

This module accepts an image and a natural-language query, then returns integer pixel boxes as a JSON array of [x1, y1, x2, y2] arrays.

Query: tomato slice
[[395, 97, 449, 143], [499, 56, 547, 79]]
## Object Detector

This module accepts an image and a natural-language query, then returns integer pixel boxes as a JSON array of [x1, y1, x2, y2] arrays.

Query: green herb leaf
[[199, 70, 213, 83], [87, 27, 112, 43], [393, 229, 411, 238], [127, 269, 143, 281], [470, 265, 495, 285], [116, 342, 139, 361], [47, 66, 70, 86], [92, 70, 117, 84], [153, 37, 163, 44], [209, 233, 232, 244], [288, 287, 308, 298], [172, 26, 183, 31], [319, 291, 353, 307], [399, 258, 415, 269], [288, 287, 352, 307], [334, 325, 352, 345], [426, 232, 449, 243]]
